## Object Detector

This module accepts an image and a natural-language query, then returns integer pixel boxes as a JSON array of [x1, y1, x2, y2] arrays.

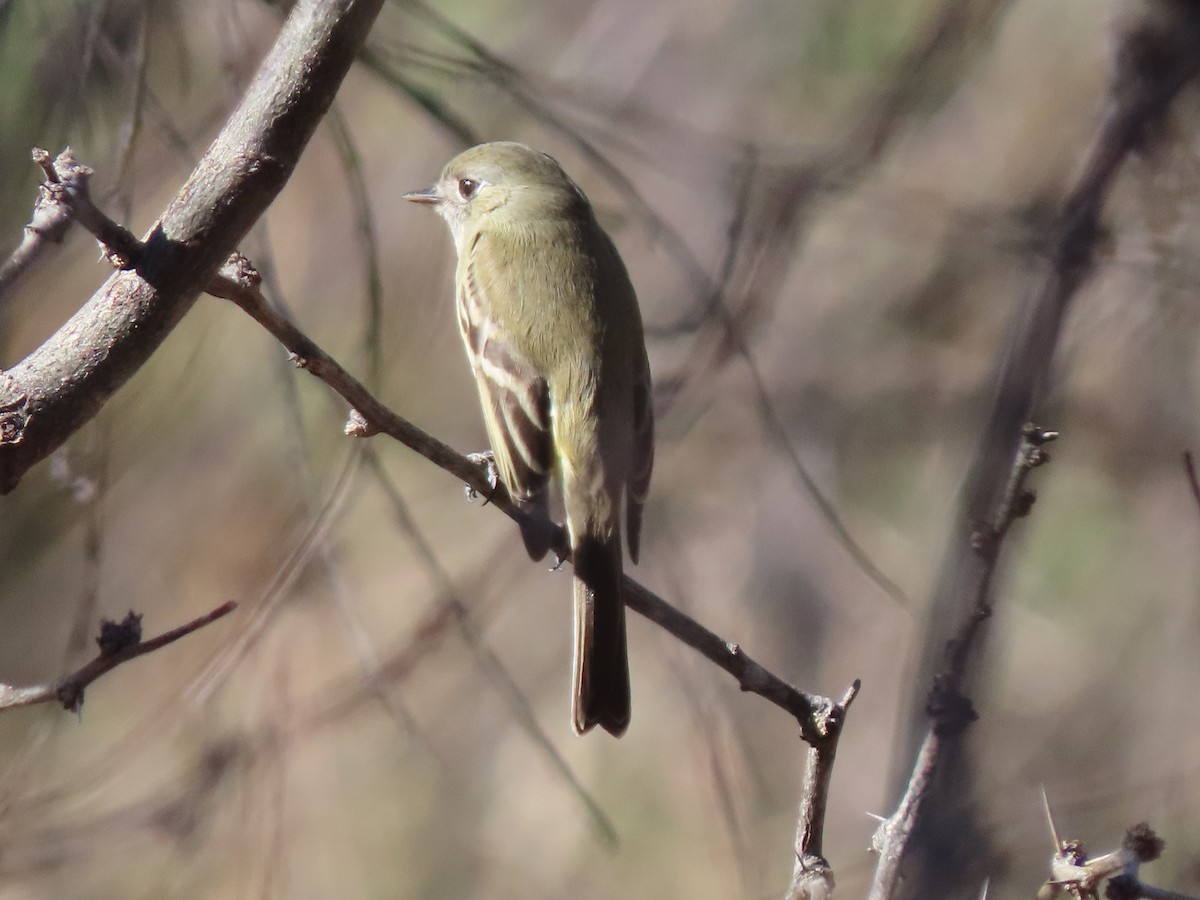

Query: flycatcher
[[405, 142, 654, 737]]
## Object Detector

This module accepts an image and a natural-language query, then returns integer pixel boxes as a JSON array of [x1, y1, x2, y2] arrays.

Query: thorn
[[1042, 785, 1062, 852]]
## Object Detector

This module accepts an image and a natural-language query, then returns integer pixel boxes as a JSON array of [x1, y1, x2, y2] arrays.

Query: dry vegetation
[[1, 1, 1200, 898]]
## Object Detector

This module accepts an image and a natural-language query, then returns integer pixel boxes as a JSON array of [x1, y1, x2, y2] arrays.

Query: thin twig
[[206, 257, 836, 741], [109, 1, 151, 218], [869, 728, 941, 899], [869, 425, 1055, 899], [325, 103, 385, 389], [880, 4, 1200, 895], [230, 171, 428, 744], [0, 601, 237, 713], [0, 150, 80, 302], [285, 536, 514, 741], [29, 148, 144, 268], [784, 680, 861, 900], [357, 44, 480, 149], [188, 444, 362, 706], [1035, 820, 1196, 900], [94, 25, 197, 171], [56, 435, 110, 664]]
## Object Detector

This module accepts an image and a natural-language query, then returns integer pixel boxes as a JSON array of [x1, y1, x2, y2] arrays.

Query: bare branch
[[0, 150, 79, 301], [0, 601, 237, 713], [870, 425, 1055, 899], [0, 0, 386, 495], [882, 2, 1200, 894], [869, 729, 941, 899], [325, 103, 385, 388], [210, 260, 838, 743], [1036, 820, 1195, 900], [27, 147, 145, 267], [784, 680, 860, 900]]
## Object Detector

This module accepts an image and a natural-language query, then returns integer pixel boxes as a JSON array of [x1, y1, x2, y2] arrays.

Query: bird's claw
[[465, 450, 499, 505], [549, 552, 566, 572]]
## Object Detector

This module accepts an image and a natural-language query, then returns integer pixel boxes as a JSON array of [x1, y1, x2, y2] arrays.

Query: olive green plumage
[[406, 142, 653, 736]]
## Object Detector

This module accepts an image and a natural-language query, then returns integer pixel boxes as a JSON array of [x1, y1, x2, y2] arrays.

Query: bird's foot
[[465, 450, 499, 505]]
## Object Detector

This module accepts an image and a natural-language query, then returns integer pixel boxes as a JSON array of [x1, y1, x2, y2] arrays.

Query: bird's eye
[[457, 178, 478, 199]]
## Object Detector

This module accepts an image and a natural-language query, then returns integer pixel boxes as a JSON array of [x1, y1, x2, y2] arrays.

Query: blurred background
[[2, 0, 1200, 897]]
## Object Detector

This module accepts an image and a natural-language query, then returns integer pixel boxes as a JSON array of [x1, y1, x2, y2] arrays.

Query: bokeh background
[[2, 0, 1200, 897]]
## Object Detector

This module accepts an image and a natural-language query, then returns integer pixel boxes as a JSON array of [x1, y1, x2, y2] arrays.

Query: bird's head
[[404, 141, 588, 250]]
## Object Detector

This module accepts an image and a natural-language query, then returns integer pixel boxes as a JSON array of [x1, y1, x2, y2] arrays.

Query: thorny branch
[[1036, 818, 1196, 900], [0, 602, 237, 714], [868, 426, 1055, 900], [880, 2, 1200, 896]]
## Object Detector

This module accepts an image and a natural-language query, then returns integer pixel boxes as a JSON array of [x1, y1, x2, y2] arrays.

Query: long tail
[[571, 534, 631, 737]]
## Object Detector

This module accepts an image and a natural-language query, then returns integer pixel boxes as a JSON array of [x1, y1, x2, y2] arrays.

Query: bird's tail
[[571, 533, 631, 737]]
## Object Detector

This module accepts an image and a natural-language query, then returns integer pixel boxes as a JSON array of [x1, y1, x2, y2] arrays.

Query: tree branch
[[880, 4, 1200, 895], [869, 425, 1054, 899], [0, 150, 80, 301], [0, 601, 237, 713], [0, 0, 386, 495], [784, 680, 860, 900], [1036, 820, 1196, 900], [209, 260, 840, 744]]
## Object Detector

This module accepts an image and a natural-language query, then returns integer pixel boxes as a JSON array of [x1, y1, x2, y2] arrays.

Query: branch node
[[31, 147, 57, 182], [1022, 423, 1059, 445], [787, 851, 835, 899], [838, 678, 862, 710], [223, 251, 262, 288], [1124, 822, 1164, 863], [55, 680, 85, 714], [101, 243, 137, 271], [344, 407, 377, 437], [926, 676, 977, 736], [0, 392, 31, 446], [1013, 489, 1038, 518], [96, 610, 144, 656]]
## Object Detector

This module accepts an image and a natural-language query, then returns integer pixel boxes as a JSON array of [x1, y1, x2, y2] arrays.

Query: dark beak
[[402, 187, 440, 205]]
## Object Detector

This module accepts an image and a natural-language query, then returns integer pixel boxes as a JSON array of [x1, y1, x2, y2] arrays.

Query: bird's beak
[[403, 187, 440, 205]]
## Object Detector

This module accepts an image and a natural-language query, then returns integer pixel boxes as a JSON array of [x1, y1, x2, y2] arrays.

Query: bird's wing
[[457, 232, 554, 511]]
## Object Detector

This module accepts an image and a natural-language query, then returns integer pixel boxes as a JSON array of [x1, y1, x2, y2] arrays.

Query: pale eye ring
[[457, 178, 479, 199]]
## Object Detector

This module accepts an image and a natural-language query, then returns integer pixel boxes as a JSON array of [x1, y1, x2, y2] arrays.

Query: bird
[[404, 141, 654, 736]]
